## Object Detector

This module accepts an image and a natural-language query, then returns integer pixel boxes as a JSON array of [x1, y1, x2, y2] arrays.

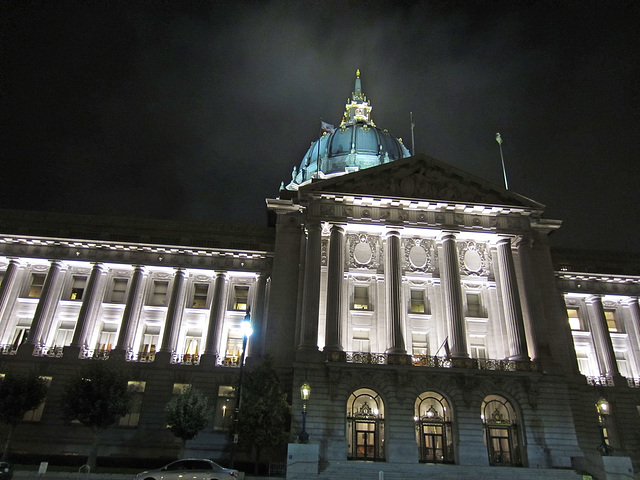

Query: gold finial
[[356, 69, 360, 78]]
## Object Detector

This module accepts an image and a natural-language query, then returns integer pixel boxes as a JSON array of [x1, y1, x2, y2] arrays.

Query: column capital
[[437, 230, 458, 243], [329, 223, 346, 235], [585, 294, 604, 305], [512, 235, 534, 249], [623, 296, 639, 307], [384, 228, 402, 239]]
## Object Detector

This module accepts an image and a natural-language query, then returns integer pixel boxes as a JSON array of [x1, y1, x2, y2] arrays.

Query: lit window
[[27, 273, 46, 298], [148, 280, 169, 306], [192, 283, 209, 308], [596, 399, 612, 449], [410, 290, 426, 313], [172, 383, 190, 395], [10, 325, 30, 351], [120, 381, 146, 427], [352, 330, 370, 353], [605, 310, 620, 332], [53, 321, 75, 348], [68, 276, 87, 300], [110, 278, 128, 303], [412, 332, 428, 356], [466, 293, 482, 317], [23, 376, 51, 422], [353, 286, 370, 310], [183, 329, 201, 363], [95, 322, 118, 353], [225, 330, 243, 365], [567, 308, 584, 330], [213, 385, 236, 431], [470, 337, 487, 359], [139, 326, 159, 361], [233, 285, 249, 311]]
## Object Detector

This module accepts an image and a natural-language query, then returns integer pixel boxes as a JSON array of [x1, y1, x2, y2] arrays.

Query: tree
[[61, 362, 132, 469], [164, 386, 211, 458], [236, 356, 291, 474], [0, 372, 48, 461]]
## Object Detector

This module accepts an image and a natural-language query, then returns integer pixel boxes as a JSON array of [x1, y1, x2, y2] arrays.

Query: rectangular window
[[172, 383, 190, 395], [120, 381, 146, 427], [23, 377, 51, 422], [352, 330, 370, 353], [139, 325, 159, 361], [27, 273, 46, 298], [466, 293, 482, 317], [605, 310, 620, 332], [110, 278, 128, 303], [410, 290, 425, 313], [183, 329, 201, 363], [470, 337, 487, 359], [53, 321, 76, 348], [412, 332, 428, 356], [567, 308, 584, 330], [233, 285, 249, 311], [353, 286, 370, 310], [96, 323, 118, 353], [213, 385, 236, 431], [148, 280, 169, 306], [68, 276, 87, 300], [192, 283, 209, 308], [615, 351, 630, 378], [10, 326, 30, 350], [225, 330, 243, 365]]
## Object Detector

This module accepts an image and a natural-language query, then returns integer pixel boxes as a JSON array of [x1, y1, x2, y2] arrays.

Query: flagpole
[[410, 112, 416, 156], [495, 132, 508, 190]]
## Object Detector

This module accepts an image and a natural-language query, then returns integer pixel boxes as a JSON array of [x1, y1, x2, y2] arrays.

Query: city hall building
[[0, 73, 638, 480]]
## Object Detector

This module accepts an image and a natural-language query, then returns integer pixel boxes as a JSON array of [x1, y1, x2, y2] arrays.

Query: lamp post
[[230, 309, 253, 467], [298, 381, 311, 443]]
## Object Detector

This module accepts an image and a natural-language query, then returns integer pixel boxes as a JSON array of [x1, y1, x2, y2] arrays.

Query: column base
[[153, 351, 173, 364], [15, 343, 35, 359], [450, 357, 478, 369], [386, 353, 412, 365], [107, 349, 128, 362], [295, 346, 323, 363], [324, 350, 346, 363], [199, 353, 219, 367], [62, 345, 82, 359]]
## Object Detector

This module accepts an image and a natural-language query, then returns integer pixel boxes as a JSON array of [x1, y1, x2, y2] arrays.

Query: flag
[[321, 120, 335, 133], [444, 338, 451, 359]]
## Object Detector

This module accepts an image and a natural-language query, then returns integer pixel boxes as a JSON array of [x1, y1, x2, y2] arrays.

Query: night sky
[[2, 1, 639, 253]]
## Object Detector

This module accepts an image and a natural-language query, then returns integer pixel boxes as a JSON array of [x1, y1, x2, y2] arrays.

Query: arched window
[[481, 395, 522, 466], [414, 392, 454, 463], [347, 388, 385, 461]]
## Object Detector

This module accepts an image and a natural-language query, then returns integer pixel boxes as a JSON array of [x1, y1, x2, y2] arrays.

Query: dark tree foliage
[[164, 386, 211, 457], [0, 372, 48, 461], [237, 356, 291, 473], [62, 362, 132, 469]]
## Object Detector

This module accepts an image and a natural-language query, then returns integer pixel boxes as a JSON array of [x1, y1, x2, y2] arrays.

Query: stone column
[[23, 260, 65, 349], [298, 221, 322, 354], [201, 272, 228, 365], [158, 268, 187, 357], [248, 273, 268, 358], [496, 238, 530, 361], [0, 258, 23, 340], [68, 263, 106, 353], [438, 232, 468, 358], [512, 237, 543, 360], [324, 224, 345, 356], [385, 229, 407, 356], [585, 295, 620, 377], [113, 266, 146, 357]]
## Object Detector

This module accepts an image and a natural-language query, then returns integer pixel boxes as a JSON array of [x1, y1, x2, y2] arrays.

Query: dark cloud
[[2, 0, 638, 252]]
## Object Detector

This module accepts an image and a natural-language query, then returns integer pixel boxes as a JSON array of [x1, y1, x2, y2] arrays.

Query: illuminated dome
[[285, 70, 411, 190]]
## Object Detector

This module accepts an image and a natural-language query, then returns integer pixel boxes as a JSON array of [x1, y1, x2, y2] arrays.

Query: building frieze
[[556, 272, 640, 296]]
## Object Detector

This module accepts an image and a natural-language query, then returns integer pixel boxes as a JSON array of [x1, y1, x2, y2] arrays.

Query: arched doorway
[[347, 388, 385, 461], [414, 391, 454, 463], [481, 395, 522, 466]]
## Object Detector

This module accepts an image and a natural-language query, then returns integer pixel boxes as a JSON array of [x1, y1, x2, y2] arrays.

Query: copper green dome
[[285, 70, 410, 190]]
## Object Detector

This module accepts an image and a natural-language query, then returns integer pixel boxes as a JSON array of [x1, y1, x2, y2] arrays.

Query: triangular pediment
[[300, 154, 543, 209]]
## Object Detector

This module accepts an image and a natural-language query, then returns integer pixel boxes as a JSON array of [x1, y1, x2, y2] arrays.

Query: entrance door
[[355, 421, 377, 459], [487, 427, 512, 465]]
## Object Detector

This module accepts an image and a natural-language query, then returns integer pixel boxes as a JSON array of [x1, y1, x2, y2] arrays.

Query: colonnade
[[297, 223, 534, 361], [0, 257, 268, 363]]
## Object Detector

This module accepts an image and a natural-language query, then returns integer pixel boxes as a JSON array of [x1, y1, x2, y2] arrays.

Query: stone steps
[[316, 461, 586, 480]]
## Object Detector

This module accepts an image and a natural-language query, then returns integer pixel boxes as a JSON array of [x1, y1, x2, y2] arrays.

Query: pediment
[[300, 154, 543, 209]]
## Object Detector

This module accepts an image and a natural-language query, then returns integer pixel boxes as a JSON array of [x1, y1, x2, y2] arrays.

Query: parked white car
[[134, 458, 239, 480]]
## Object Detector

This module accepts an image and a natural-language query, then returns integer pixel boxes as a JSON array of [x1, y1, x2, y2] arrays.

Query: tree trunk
[[1, 424, 15, 462], [253, 445, 261, 475], [179, 437, 186, 459], [87, 427, 100, 470]]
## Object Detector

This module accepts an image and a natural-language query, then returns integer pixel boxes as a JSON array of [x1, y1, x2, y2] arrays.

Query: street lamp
[[230, 309, 253, 467], [298, 381, 311, 443]]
